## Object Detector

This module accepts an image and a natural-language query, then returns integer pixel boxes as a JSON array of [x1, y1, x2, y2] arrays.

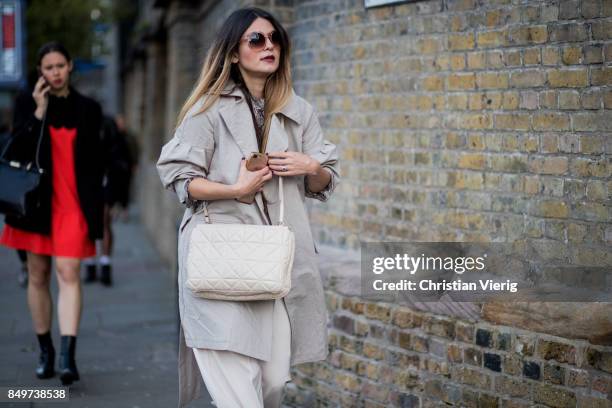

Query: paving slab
[[0, 213, 212, 408]]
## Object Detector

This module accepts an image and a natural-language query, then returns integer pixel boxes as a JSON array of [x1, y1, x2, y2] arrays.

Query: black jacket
[[4, 88, 106, 241], [102, 116, 134, 208]]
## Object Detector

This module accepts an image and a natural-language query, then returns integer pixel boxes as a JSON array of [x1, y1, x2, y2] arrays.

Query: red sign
[[2, 8, 15, 49], [0, 1, 23, 84]]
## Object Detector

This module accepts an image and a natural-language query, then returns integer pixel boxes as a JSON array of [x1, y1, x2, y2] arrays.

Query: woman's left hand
[[267, 151, 319, 176]]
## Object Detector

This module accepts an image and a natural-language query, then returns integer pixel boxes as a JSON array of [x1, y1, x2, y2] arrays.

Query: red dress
[[0, 126, 96, 258]]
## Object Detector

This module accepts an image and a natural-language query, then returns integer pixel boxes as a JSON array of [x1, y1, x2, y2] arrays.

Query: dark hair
[[36, 42, 72, 67], [218, 7, 290, 85], [176, 7, 292, 132]]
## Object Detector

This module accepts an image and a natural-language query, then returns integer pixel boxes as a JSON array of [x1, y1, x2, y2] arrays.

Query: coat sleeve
[[3, 91, 41, 163], [301, 106, 340, 202], [156, 108, 215, 208]]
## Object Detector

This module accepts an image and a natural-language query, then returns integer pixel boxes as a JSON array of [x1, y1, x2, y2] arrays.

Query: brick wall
[[292, 0, 610, 262], [286, 0, 611, 406], [282, 291, 612, 407]]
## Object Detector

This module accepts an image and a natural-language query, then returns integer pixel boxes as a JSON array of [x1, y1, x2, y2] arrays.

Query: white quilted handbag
[[185, 177, 294, 301]]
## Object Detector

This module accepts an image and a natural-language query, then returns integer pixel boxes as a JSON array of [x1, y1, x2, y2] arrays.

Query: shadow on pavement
[[0, 210, 212, 407]]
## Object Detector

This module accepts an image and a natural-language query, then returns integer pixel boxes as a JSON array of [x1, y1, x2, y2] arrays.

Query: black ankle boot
[[100, 264, 112, 286], [84, 264, 97, 283], [35, 332, 55, 379], [59, 336, 79, 385]]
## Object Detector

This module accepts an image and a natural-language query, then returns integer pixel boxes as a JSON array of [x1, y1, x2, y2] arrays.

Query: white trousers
[[192, 298, 291, 408]]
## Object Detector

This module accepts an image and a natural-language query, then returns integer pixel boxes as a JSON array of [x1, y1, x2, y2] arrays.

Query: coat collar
[[220, 79, 302, 126], [218, 79, 300, 158]]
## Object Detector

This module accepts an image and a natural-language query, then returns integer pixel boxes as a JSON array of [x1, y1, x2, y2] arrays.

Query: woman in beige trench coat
[[156, 7, 339, 408]]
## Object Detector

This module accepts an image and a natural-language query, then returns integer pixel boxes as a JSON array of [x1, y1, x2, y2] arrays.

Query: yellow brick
[[539, 91, 558, 109], [523, 136, 538, 152], [468, 92, 502, 110], [504, 50, 521, 67], [523, 48, 541, 65], [580, 135, 604, 154], [467, 52, 486, 69], [434, 54, 450, 70], [448, 94, 468, 109], [477, 29, 506, 48], [349, 12, 363, 24], [455, 113, 493, 129], [591, 66, 611, 86], [495, 113, 531, 130], [533, 113, 570, 130], [418, 38, 442, 54], [548, 68, 588, 88], [449, 33, 475, 50], [363, 343, 384, 360], [335, 372, 361, 392], [477, 72, 509, 89], [371, 6, 392, 19], [571, 158, 609, 178], [485, 10, 500, 27], [541, 134, 559, 153], [448, 73, 476, 90], [559, 91, 581, 109], [445, 132, 465, 148], [450, 15, 464, 31], [467, 134, 485, 150], [502, 92, 520, 109], [354, 46, 366, 59], [450, 54, 466, 70], [511, 70, 546, 88], [463, 172, 485, 190], [524, 176, 540, 195], [542, 47, 560, 65], [538, 201, 569, 218], [562, 46, 582, 64], [529, 25, 548, 44], [416, 95, 433, 110], [529, 157, 569, 175], [508, 25, 548, 44], [503, 135, 520, 151], [458, 153, 486, 169], [489, 155, 529, 172], [423, 75, 444, 91]]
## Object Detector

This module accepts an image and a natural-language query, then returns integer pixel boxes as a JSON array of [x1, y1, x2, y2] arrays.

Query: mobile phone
[[245, 152, 268, 171], [237, 152, 268, 204], [37, 68, 50, 86]]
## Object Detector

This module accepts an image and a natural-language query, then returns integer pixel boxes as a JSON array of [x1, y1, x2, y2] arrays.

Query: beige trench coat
[[156, 81, 339, 407]]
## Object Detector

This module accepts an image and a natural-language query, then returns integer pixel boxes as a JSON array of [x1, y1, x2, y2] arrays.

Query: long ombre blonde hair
[[176, 8, 292, 140]]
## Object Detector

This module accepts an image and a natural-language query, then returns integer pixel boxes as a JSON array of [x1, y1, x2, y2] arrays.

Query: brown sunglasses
[[241, 31, 281, 50]]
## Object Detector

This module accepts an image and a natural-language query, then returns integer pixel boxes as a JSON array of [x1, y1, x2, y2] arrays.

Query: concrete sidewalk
[[0, 213, 212, 407]]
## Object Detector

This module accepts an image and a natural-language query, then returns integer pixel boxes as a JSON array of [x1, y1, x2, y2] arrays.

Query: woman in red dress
[[0, 42, 104, 385]]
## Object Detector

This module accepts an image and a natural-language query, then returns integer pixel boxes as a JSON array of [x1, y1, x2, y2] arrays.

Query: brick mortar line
[[291, 59, 612, 71], [293, 357, 591, 406], [328, 296, 609, 347], [290, 10, 612, 31], [324, 323, 612, 394], [289, 23, 612, 43]]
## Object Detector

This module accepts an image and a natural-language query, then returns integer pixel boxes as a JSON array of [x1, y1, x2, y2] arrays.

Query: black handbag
[[0, 111, 46, 217]]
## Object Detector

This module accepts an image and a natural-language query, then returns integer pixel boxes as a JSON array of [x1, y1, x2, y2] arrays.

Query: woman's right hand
[[32, 76, 50, 119], [234, 158, 272, 200]]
